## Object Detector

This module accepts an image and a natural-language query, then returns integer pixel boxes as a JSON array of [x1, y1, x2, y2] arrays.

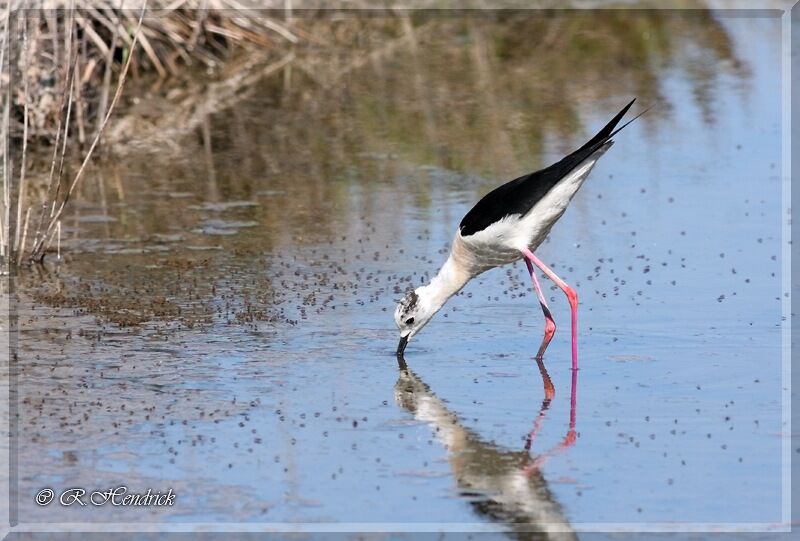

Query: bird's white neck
[[420, 252, 472, 313]]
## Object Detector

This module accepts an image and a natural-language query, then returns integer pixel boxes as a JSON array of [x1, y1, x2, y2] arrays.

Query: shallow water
[[13, 9, 786, 538]]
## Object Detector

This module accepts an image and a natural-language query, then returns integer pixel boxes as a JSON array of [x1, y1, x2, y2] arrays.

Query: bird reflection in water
[[395, 354, 578, 540]]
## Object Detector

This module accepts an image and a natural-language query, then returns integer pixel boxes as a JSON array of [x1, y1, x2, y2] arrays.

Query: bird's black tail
[[576, 98, 636, 154], [553, 97, 649, 179]]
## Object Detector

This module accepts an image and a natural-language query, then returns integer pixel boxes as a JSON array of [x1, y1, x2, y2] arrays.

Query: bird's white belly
[[462, 241, 521, 273], [453, 223, 526, 275], [455, 210, 557, 273]]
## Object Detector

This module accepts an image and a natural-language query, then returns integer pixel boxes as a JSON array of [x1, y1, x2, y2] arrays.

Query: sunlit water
[[13, 9, 785, 538]]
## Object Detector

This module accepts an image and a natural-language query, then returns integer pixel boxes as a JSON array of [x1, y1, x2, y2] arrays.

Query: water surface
[[14, 8, 785, 537]]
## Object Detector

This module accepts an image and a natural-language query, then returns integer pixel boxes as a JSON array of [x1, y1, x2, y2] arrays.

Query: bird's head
[[394, 287, 436, 357]]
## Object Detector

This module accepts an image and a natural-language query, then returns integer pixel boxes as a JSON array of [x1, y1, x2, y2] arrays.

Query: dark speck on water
[[15, 9, 783, 532]]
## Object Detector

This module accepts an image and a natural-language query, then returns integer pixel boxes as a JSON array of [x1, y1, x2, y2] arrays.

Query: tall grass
[[0, 1, 299, 267], [0, 2, 143, 267]]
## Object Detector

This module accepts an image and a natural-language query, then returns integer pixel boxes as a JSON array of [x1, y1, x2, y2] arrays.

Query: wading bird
[[395, 99, 645, 369]]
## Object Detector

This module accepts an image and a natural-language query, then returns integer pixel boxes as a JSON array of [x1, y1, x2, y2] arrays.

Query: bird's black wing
[[459, 99, 637, 237]]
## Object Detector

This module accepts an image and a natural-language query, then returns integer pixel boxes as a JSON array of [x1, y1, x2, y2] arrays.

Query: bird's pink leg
[[523, 256, 557, 361], [521, 247, 579, 371]]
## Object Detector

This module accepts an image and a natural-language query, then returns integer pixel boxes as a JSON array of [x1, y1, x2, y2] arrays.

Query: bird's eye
[[405, 317, 415, 325]]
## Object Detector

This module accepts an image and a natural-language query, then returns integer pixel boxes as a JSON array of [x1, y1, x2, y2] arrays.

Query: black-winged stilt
[[395, 99, 645, 369]]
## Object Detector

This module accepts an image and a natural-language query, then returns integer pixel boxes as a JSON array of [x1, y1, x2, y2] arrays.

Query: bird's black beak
[[396, 335, 409, 358]]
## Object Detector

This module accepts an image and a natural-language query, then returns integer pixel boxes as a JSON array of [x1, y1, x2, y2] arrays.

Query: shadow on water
[[395, 353, 578, 541]]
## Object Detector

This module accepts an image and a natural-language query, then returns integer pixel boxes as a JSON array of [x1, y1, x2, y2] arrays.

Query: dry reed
[[0, 0, 299, 266]]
